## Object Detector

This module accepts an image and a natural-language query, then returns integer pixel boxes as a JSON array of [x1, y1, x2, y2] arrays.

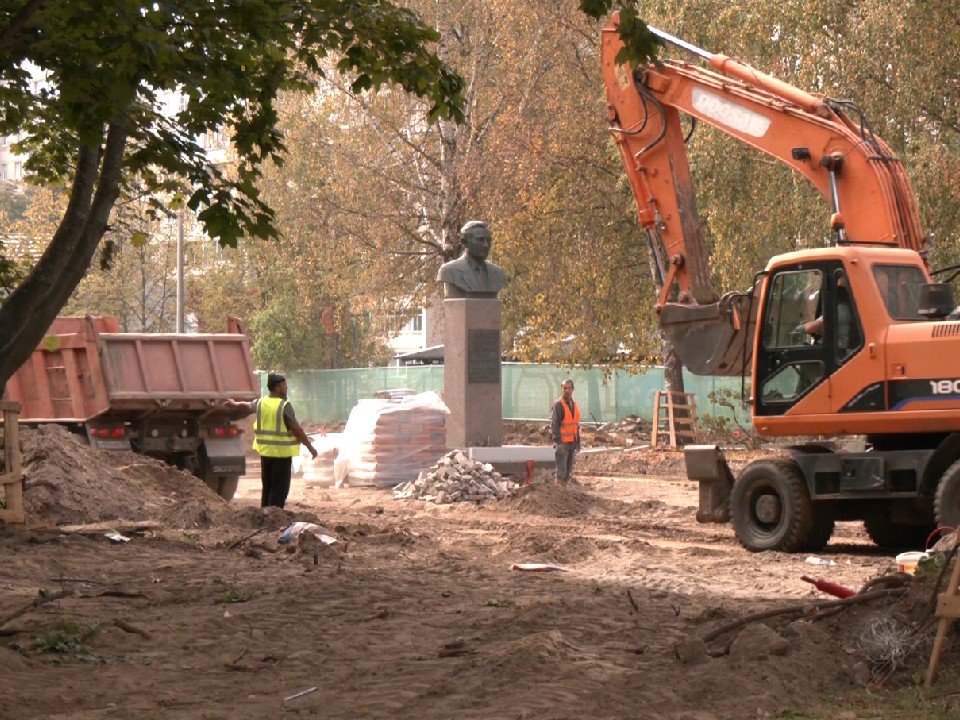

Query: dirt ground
[[2, 422, 959, 719]]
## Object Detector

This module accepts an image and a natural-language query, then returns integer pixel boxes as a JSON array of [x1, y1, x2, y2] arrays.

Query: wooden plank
[[0, 508, 25, 524], [1, 407, 24, 524], [936, 594, 960, 619], [927, 554, 960, 686], [54, 520, 162, 535], [651, 392, 662, 448]]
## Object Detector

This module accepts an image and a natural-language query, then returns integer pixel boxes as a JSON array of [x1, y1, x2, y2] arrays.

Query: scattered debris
[[278, 522, 337, 545], [588, 415, 652, 446], [801, 575, 856, 599], [284, 686, 318, 702], [511, 563, 567, 573]]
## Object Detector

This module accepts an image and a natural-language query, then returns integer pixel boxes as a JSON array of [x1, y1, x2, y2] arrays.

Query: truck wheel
[[802, 513, 836, 553], [731, 458, 815, 552], [864, 514, 931, 550], [935, 459, 960, 530], [204, 475, 240, 502]]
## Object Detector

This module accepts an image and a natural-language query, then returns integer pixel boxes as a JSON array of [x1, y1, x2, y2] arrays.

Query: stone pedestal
[[443, 298, 503, 448]]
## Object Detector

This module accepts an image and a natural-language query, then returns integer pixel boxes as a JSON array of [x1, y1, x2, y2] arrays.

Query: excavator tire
[[731, 458, 816, 552], [800, 512, 836, 553], [934, 458, 960, 531], [863, 514, 931, 550]]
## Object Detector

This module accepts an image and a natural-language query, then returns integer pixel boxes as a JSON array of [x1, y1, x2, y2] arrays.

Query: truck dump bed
[[5, 316, 260, 423]]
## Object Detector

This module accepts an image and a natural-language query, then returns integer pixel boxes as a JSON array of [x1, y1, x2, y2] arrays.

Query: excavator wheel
[[800, 512, 836, 553], [731, 458, 817, 552], [204, 475, 240, 502], [934, 458, 960, 531], [863, 514, 932, 550]]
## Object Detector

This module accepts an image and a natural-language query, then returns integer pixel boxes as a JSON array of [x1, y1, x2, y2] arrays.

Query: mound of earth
[[17, 425, 265, 531]]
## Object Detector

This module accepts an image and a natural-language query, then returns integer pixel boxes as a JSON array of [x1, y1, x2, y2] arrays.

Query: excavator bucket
[[658, 293, 757, 376]]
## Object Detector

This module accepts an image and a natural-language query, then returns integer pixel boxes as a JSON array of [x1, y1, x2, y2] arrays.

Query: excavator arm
[[601, 20, 925, 375]]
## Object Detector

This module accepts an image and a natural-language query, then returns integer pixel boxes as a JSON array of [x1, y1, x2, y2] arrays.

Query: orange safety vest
[[557, 398, 581, 444]]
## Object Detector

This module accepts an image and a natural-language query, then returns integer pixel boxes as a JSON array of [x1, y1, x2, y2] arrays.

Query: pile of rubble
[[394, 450, 519, 504], [586, 414, 651, 446]]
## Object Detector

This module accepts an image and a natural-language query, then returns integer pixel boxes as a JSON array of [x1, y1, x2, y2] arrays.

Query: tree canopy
[[0, 0, 465, 384], [5, 0, 959, 383]]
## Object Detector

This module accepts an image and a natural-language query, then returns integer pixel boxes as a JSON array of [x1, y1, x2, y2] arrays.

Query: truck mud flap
[[684, 444, 735, 523], [201, 437, 246, 477], [659, 293, 756, 376]]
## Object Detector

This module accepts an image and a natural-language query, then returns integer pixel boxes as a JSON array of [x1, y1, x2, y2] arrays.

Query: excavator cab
[[753, 262, 863, 416]]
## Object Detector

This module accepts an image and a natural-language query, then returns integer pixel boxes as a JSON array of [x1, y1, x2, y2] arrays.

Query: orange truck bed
[[5, 316, 259, 423]]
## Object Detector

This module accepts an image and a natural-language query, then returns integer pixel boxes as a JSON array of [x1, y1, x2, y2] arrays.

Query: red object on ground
[[524, 460, 536, 486], [801, 575, 856, 599]]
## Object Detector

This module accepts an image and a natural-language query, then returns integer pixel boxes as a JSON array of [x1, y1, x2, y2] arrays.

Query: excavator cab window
[[757, 269, 826, 408], [755, 263, 862, 415], [872, 264, 926, 320], [761, 270, 823, 350]]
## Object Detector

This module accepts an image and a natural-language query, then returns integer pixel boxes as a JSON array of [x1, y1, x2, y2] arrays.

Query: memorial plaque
[[467, 329, 501, 384]]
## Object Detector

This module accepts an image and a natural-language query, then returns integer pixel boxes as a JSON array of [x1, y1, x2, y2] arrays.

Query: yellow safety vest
[[252, 397, 299, 458], [558, 399, 581, 444]]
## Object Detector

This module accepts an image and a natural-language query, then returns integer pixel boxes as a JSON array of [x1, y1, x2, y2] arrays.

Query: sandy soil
[[0, 424, 958, 720]]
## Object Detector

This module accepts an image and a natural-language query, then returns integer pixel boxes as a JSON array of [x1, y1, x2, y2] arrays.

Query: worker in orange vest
[[550, 379, 581, 487]]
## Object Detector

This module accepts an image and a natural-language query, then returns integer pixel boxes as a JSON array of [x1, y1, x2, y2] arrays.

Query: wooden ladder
[[926, 543, 960, 686], [651, 391, 699, 449], [0, 401, 25, 524]]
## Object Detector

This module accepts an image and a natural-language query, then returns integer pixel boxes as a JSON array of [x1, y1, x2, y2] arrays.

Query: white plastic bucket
[[896, 551, 928, 575]]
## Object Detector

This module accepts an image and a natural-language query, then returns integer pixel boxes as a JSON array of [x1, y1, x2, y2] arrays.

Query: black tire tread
[[731, 457, 817, 553], [863, 515, 931, 550], [935, 458, 960, 531]]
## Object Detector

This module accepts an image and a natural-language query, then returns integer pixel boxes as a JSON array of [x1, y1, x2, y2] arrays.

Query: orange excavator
[[602, 17, 960, 552]]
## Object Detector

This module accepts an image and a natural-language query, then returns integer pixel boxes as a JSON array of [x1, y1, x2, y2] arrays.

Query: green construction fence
[[265, 364, 751, 428]]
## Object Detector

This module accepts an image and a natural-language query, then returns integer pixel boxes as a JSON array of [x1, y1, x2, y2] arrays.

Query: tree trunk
[[662, 338, 685, 394], [0, 123, 126, 388], [437, 114, 463, 261]]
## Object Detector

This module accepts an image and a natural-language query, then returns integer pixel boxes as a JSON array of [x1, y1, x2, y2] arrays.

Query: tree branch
[[701, 587, 908, 644]]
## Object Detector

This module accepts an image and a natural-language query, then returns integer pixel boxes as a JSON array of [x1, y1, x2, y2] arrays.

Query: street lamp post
[[176, 206, 185, 333]]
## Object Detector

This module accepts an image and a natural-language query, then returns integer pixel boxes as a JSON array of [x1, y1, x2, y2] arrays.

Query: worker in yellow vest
[[550, 379, 581, 487], [226, 373, 318, 508]]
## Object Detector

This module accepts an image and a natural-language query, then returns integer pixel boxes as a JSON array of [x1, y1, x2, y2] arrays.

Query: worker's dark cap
[[267, 373, 286, 391]]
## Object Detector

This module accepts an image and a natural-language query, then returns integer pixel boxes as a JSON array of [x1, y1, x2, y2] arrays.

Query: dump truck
[[3, 315, 259, 501]]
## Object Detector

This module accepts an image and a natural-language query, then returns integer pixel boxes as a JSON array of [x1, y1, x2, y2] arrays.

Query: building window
[[13, 162, 22, 179], [409, 312, 424, 333], [0, 164, 6, 180], [397, 312, 423, 334]]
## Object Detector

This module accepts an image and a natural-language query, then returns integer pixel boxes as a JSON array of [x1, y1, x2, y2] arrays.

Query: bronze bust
[[437, 220, 506, 298]]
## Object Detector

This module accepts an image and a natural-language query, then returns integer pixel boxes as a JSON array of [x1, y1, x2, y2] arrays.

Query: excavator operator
[[803, 274, 854, 354]]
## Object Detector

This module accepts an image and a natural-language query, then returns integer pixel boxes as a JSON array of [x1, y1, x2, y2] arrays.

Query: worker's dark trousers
[[260, 455, 293, 508], [555, 442, 578, 483]]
